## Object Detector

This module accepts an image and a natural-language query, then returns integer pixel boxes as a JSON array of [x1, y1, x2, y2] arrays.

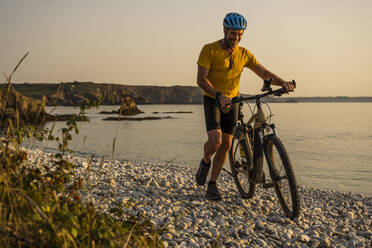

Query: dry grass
[[0, 52, 164, 248]]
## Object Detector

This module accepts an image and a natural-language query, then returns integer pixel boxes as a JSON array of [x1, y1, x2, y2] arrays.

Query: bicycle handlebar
[[231, 79, 296, 104]]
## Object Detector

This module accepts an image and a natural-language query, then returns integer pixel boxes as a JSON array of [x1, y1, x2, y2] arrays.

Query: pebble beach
[[26, 148, 371, 248]]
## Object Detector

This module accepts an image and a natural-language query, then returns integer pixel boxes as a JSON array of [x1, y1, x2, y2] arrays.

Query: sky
[[1, 0, 372, 97]]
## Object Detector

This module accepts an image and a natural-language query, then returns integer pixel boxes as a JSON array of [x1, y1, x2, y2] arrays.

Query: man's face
[[224, 28, 244, 49]]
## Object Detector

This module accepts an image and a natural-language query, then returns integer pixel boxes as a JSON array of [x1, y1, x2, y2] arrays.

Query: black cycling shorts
[[203, 95, 239, 135]]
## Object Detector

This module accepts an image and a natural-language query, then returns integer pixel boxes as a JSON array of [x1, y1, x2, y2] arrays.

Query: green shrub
[[0, 53, 163, 248]]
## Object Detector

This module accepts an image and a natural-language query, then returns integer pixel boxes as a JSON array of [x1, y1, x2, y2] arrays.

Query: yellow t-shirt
[[197, 40, 258, 99]]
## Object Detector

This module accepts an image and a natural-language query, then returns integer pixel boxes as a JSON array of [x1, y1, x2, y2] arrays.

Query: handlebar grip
[[274, 88, 286, 96], [216, 97, 232, 114], [231, 96, 240, 104]]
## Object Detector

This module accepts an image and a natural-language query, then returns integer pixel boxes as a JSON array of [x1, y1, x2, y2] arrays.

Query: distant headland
[[4, 82, 372, 106], [6, 81, 203, 105]]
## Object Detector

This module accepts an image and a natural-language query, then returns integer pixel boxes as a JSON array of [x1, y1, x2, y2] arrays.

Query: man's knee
[[218, 134, 233, 153], [207, 130, 223, 151], [209, 137, 222, 151]]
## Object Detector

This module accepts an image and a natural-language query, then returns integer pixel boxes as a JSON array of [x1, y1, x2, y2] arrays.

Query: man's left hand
[[282, 81, 296, 92]]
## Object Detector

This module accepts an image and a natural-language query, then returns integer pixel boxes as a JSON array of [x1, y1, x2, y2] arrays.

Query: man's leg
[[196, 129, 222, 186], [209, 100, 238, 181], [205, 133, 233, 200], [210, 133, 233, 182], [203, 129, 222, 164]]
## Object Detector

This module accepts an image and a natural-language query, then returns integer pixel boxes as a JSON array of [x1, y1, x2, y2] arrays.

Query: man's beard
[[224, 36, 237, 49]]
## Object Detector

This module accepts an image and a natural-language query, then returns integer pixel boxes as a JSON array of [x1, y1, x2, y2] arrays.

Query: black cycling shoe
[[205, 181, 222, 201], [195, 159, 211, 186]]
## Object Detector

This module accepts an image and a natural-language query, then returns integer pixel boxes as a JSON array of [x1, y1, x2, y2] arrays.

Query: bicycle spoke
[[272, 150, 284, 176], [272, 146, 292, 209], [229, 130, 256, 199], [265, 135, 300, 219]]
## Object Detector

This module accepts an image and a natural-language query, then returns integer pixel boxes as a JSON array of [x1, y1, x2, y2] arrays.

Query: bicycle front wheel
[[229, 127, 256, 199], [264, 134, 300, 219]]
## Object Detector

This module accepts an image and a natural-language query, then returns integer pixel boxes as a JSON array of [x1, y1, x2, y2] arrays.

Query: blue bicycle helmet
[[223, 12, 247, 30]]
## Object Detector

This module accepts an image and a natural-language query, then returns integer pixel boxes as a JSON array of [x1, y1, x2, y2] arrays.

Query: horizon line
[[4, 81, 372, 98]]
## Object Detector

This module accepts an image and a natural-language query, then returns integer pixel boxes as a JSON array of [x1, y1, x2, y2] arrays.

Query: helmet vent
[[223, 12, 247, 30]]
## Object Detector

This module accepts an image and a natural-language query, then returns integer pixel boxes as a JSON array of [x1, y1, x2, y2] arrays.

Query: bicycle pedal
[[263, 182, 274, 189], [236, 164, 249, 172]]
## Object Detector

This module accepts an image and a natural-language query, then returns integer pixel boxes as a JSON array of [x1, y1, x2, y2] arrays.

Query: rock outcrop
[[99, 95, 143, 116], [0, 87, 88, 128], [0, 88, 51, 127], [117, 96, 143, 115]]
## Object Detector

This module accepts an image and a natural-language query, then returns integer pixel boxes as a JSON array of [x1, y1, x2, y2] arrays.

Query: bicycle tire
[[229, 126, 256, 199], [264, 134, 300, 219]]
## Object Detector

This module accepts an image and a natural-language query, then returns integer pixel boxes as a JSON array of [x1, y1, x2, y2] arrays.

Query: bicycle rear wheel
[[229, 127, 256, 199], [264, 134, 300, 219]]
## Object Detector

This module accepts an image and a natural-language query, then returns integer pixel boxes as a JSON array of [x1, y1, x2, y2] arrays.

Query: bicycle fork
[[260, 124, 288, 188], [258, 124, 279, 143]]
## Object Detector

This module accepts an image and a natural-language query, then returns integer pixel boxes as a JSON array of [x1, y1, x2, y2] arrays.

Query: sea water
[[24, 103, 372, 196]]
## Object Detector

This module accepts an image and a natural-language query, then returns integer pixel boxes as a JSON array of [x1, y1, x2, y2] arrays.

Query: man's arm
[[197, 65, 217, 97], [250, 63, 295, 91], [197, 65, 231, 107]]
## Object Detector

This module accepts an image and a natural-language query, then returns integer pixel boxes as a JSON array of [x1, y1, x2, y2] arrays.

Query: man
[[196, 12, 295, 200]]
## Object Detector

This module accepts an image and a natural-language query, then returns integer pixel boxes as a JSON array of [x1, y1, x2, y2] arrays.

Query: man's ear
[[223, 27, 227, 35]]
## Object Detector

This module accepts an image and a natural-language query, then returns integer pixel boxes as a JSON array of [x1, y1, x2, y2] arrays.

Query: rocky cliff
[[9, 82, 203, 106]]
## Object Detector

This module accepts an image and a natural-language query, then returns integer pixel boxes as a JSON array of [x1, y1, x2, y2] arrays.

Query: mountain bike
[[228, 79, 300, 219]]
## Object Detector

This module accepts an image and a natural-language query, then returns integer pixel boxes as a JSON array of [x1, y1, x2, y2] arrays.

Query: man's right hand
[[216, 93, 232, 111]]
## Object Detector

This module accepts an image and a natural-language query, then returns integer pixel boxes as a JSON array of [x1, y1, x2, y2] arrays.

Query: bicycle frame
[[229, 80, 300, 219], [234, 92, 282, 185]]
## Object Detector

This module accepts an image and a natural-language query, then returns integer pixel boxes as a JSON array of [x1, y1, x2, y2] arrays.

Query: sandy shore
[[25, 148, 372, 248]]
